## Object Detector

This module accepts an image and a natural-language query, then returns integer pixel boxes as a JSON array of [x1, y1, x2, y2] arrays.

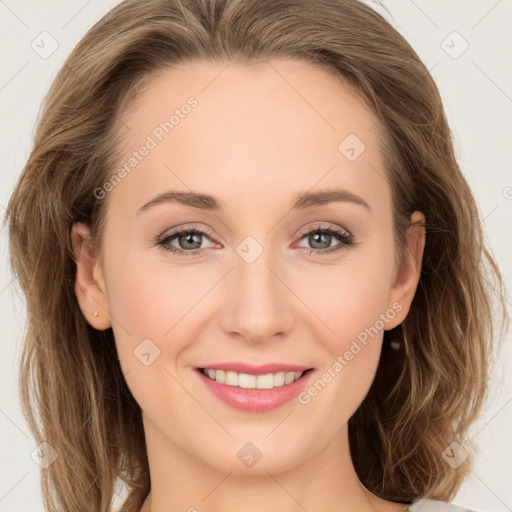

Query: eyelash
[[155, 224, 354, 257]]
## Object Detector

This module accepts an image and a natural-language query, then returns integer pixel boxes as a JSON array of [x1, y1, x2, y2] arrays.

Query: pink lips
[[196, 362, 315, 412]]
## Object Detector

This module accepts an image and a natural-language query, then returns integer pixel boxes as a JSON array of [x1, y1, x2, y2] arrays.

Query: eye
[[295, 224, 354, 255], [156, 226, 216, 257], [155, 223, 355, 257]]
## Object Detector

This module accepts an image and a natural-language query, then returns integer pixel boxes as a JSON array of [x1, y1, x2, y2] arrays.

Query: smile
[[195, 366, 315, 412], [200, 367, 309, 389]]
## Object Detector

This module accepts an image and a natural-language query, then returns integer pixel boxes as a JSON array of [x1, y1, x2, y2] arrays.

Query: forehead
[[122, 57, 379, 142], [111, 58, 389, 220]]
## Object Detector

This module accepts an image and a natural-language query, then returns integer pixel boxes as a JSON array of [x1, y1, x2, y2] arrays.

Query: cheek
[[107, 264, 171, 337], [303, 256, 394, 351], [295, 248, 395, 409], [103, 246, 220, 370], [103, 254, 204, 417]]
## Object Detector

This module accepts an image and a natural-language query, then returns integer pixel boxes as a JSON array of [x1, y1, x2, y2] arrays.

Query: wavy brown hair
[[5, 0, 508, 511]]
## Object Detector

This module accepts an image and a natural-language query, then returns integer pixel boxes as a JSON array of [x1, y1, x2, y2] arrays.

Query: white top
[[408, 499, 477, 511]]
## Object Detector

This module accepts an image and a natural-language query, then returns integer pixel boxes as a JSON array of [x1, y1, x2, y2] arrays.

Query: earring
[[92, 311, 99, 318]]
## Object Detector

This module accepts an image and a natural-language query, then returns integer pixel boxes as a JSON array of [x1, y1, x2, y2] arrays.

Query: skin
[[72, 58, 425, 512]]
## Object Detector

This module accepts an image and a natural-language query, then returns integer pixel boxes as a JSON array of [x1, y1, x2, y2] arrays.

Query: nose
[[217, 247, 295, 344]]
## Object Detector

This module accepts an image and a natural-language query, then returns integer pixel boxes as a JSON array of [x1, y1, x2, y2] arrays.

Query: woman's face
[[74, 58, 424, 476]]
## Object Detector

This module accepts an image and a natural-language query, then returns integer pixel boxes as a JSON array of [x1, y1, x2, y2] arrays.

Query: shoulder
[[408, 499, 479, 511]]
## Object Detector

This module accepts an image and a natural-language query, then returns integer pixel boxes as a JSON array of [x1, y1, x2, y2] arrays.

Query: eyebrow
[[136, 188, 371, 214]]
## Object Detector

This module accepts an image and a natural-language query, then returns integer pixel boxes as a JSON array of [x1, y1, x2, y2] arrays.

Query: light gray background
[[0, 1, 511, 511]]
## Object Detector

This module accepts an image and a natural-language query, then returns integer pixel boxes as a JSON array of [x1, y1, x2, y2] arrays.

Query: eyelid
[[295, 222, 352, 240], [157, 222, 351, 243], [158, 223, 217, 241], [156, 221, 354, 256]]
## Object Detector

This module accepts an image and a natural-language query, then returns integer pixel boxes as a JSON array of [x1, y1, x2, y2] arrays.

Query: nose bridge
[[219, 235, 293, 342]]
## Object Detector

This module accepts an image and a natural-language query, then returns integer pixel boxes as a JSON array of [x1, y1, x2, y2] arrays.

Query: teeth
[[202, 368, 306, 389], [239, 373, 256, 388], [225, 371, 238, 386]]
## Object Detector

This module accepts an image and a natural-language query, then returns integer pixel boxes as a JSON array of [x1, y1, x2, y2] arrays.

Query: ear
[[385, 211, 426, 330], [71, 222, 111, 330]]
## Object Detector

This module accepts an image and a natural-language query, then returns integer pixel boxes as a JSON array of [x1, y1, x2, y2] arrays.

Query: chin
[[197, 435, 311, 475]]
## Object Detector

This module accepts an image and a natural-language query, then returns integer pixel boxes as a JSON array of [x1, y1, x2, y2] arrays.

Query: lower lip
[[196, 369, 315, 412]]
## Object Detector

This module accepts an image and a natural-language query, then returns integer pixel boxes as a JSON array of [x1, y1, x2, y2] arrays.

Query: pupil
[[310, 232, 330, 249], [180, 232, 201, 249]]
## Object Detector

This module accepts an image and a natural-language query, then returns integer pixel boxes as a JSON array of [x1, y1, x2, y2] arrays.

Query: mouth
[[195, 366, 315, 412], [197, 367, 314, 389]]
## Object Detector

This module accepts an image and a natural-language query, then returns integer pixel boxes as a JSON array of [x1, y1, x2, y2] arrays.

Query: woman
[[5, 0, 507, 511]]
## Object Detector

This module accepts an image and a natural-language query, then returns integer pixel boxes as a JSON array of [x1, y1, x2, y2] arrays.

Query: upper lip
[[197, 362, 314, 375]]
